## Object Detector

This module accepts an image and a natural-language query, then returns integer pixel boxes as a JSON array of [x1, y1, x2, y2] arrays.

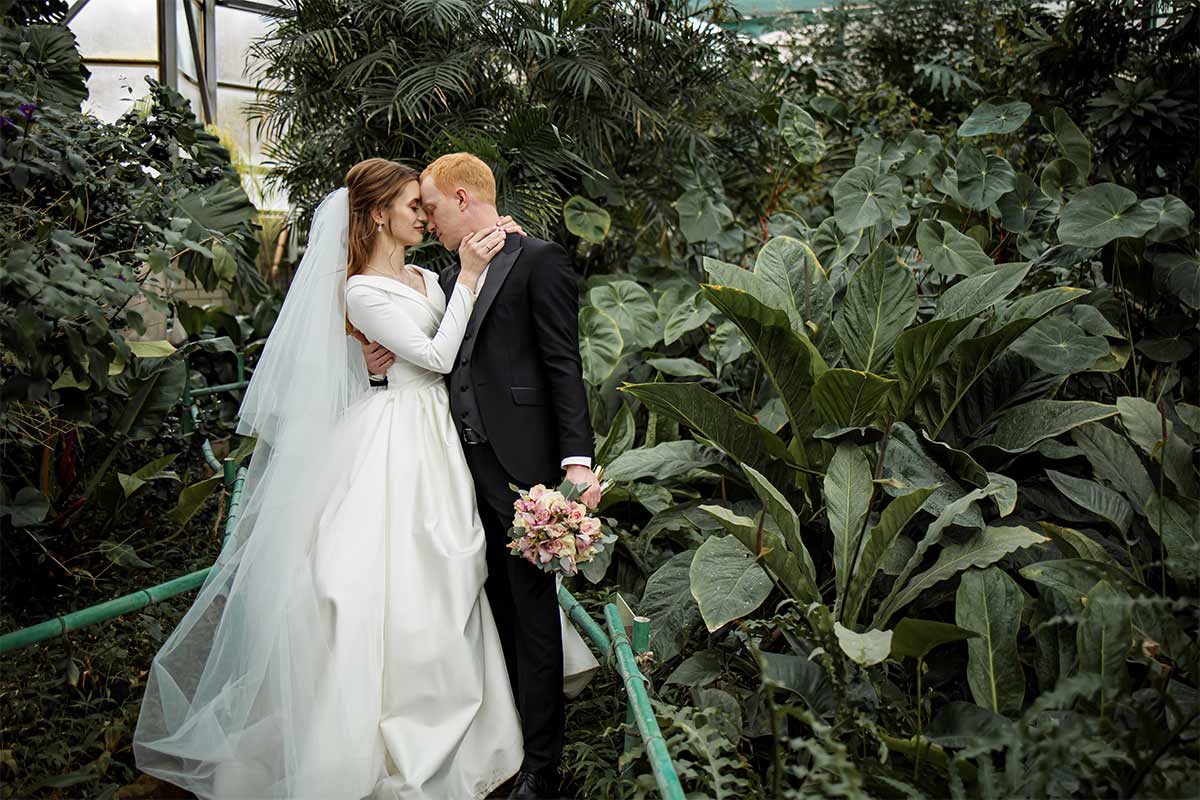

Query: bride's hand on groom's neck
[[457, 228, 507, 287]]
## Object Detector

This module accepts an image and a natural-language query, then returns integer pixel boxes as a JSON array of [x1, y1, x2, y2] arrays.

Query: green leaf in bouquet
[[958, 99, 1031, 137], [690, 535, 773, 632], [955, 147, 1016, 210], [578, 306, 623, 385], [832, 243, 917, 373], [563, 195, 611, 243], [1058, 183, 1158, 247]]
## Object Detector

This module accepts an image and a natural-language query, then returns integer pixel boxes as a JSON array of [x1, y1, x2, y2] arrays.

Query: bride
[[134, 158, 597, 799]]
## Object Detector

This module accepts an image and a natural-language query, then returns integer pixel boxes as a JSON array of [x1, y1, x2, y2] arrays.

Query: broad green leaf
[[1040, 157, 1082, 203], [1154, 252, 1200, 309], [703, 257, 790, 312], [958, 99, 1031, 137], [876, 525, 1048, 627], [899, 130, 943, 177], [955, 147, 1016, 210], [674, 188, 733, 243], [114, 358, 188, 441], [620, 382, 789, 472], [1046, 469, 1133, 537], [1058, 183, 1158, 247], [824, 444, 874, 611], [563, 195, 611, 243], [917, 220, 994, 277], [1179, 403, 1200, 435], [932, 261, 1030, 321], [921, 431, 989, 489], [646, 357, 713, 379], [986, 472, 1018, 517], [127, 340, 177, 358], [595, 402, 635, 466], [2, 486, 49, 527], [1142, 195, 1194, 243], [811, 369, 895, 429], [640, 550, 702, 662], [752, 236, 835, 342], [691, 535, 774, 631], [699, 505, 818, 603], [1116, 396, 1167, 457], [743, 464, 818, 592], [1020, 559, 1139, 610], [1047, 108, 1092, 176], [702, 285, 827, 435], [971, 400, 1117, 453], [891, 617, 978, 660], [832, 244, 917, 373], [811, 217, 863, 271], [1076, 580, 1132, 690], [606, 441, 722, 482], [589, 280, 658, 349], [832, 165, 903, 232], [761, 652, 834, 718], [1037, 523, 1118, 566], [997, 174, 1052, 234], [99, 541, 154, 569], [1011, 316, 1110, 374], [661, 292, 714, 345], [833, 622, 893, 667], [854, 137, 906, 172], [925, 701, 1012, 748], [891, 317, 976, 416], [1145, 492, 1200, 583], [170, 474, 222, 526], [779, 100, 827, 164], [881, 423, 982, 529], [695, 687, 743, 743], [666, 649, 723, 686], [957, 567, 1025, 715], [578, 307, 623, 385], [844, 486, 938, 627]]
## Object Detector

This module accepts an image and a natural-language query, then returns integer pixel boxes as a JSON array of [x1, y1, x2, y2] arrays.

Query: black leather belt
[[461, 426, 487, 445]]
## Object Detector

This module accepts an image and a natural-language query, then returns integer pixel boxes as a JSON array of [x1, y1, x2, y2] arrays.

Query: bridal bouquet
[[507, 478, 616, 577]]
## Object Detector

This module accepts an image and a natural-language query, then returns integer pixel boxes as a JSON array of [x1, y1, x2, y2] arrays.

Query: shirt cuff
[[561, 456, 592, 469]]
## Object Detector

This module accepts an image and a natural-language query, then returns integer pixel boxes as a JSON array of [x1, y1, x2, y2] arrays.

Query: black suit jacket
[[439, 233, 593, 486]]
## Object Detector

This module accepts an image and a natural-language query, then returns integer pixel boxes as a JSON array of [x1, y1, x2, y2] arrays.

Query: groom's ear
[[455, 187, 470, 210]]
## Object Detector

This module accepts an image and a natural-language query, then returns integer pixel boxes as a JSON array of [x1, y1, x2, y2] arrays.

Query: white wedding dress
[[134, 189, 596, 800]]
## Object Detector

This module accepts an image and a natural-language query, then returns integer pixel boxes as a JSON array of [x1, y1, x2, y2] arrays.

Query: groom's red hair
[[421, 153, 496, 206]]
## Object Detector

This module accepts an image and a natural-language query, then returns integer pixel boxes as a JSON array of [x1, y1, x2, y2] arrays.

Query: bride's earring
[[376, 222, 384, 234]]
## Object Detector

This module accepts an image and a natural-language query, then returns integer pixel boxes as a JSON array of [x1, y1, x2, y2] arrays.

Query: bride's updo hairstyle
[[343, 157, 419, 334]]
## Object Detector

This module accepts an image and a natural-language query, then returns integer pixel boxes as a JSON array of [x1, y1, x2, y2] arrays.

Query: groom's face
[[419, 176, 469, 252]]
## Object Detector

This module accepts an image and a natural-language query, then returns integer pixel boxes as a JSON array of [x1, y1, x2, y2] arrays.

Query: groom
[[361, 153, 599, 799]]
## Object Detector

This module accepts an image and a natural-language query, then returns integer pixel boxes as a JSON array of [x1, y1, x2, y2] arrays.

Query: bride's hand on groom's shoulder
[[496, 215, 524, 236]]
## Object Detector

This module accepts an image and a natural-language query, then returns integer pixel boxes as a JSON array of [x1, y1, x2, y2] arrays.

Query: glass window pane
[[217, 6, 275, 86], [69, 0, 157, 60], [82, 65, 155, 122]]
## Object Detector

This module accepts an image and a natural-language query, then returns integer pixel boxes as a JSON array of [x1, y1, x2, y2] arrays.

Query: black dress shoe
[[506, 769, 561, 799]]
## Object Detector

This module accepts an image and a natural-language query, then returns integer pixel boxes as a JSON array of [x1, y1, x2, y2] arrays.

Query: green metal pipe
[[604, 603, 686, 800], [189, 380, 249, 398], [189, 406, 223, 472], [557, 585, 611, 655], [623, 615, 651, 772], [0, 468, 247, 656]]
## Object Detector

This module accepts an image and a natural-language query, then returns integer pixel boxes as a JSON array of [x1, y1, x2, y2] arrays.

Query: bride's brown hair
[[344, 158, 420, 334]]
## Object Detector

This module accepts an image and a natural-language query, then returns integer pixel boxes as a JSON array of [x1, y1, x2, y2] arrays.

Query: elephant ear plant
[[595, 97, 1197, 796]]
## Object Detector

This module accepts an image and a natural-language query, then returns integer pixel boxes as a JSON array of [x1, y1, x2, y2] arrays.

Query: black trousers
[[463, 441, 564, 776]]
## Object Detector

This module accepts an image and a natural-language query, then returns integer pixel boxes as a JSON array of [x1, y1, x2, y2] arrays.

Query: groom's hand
[[359, 338, 395, 375], [565, 465, 601, 509]]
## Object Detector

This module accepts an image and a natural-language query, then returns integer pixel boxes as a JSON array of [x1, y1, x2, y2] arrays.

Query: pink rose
[[578, 517, 601, 537]]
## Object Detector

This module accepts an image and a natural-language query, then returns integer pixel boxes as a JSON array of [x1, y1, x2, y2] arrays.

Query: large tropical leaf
[[578, 306, 623, 385], [971, 400, 1117, 453], [639, 550, 702, 663], [832, 166, 903, 232], [875, 525, 1048, 627], [881, 423, 982, 529], [955, 147, 1016, 210], [1057, 183, 1158, 247], [997, 174, 1052, 234], [957, 567, 1026, 715], [833, 623, 892, 667], [832, 244, 917, 373], [1145, 492, 1200, 583], [843, 486, 938, 627], [1076, 580, 1132, 693], [890, 617, 979, 660], [742, 465, 818, 593], [1011, 316, 1110, 374], [1047, 107, 1092, 177], [699, 505, 818, 603], [588, 280, 658, 349], [751, 236, 835, 342], [1046, 469, 1134, 538], [620, 382, 790, 472], [958, 99, 1031, 137], [917, 220, 995, 277], [563, 195, 611, 243], [779, 100, 827, 164], [605, 440, 722, 482], [690, 535, 774, 632], [811, 369, 895, 429], [701, 285, 827, 435], [933, 262, 1031, 320], [675, 188, 733, 243], [824, 444, 874, 613]]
